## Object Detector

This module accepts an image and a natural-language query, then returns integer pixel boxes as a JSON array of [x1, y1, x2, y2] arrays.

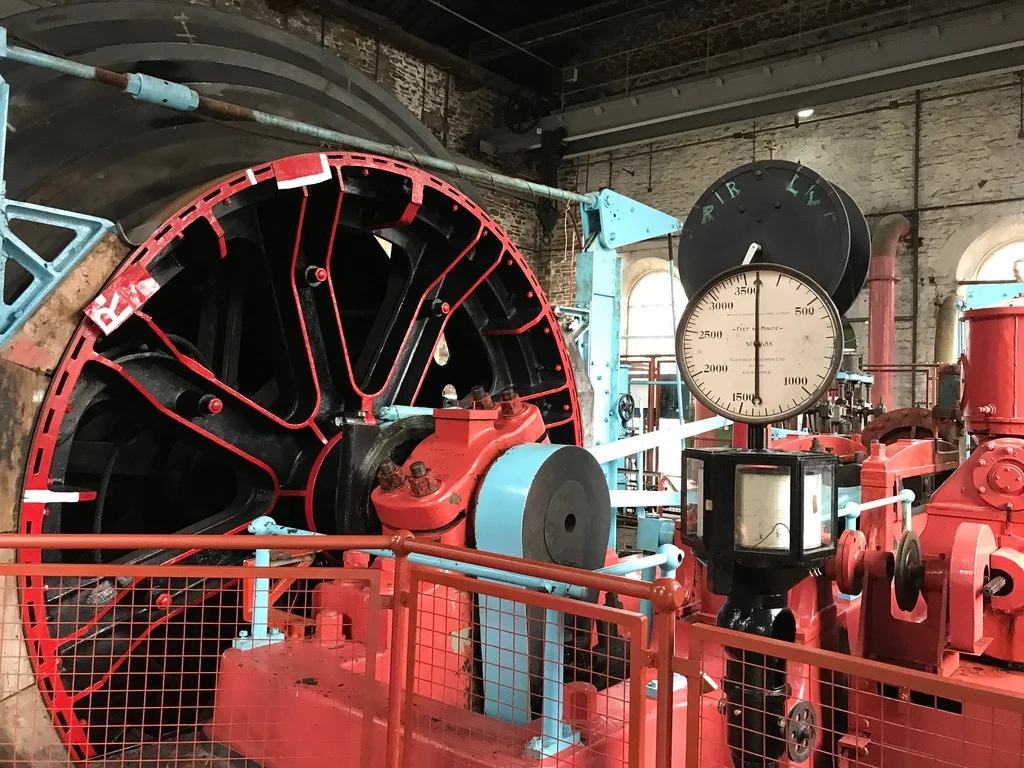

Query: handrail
[[0, 531, 672, 607]]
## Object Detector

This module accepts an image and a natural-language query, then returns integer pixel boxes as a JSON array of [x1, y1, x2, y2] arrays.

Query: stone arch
[[929, 206, 1024, 283]]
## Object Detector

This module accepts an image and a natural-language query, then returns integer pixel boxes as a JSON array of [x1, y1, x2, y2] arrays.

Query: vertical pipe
[[646, 357, 657, 476], [867, 214, 911, 411], [252, 548, 270, 640], [0, 81, 8, 194], [934, 293, 959, 364], [685, 629, 702, 768], [385, 552, 411, 768], [911, 91, 922, 405], [668, 249, 685, 416], [654, 591, 679, 768], [541, 608, 565, 744]]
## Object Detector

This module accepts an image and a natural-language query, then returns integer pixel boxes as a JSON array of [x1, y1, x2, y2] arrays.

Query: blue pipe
[[541, 608, 564, 743], [667, 258, 685, 416], [376, 405, 436, 422], [363, 549, 590, 599], [251, 548, 271, 641], [0, 29, 595, 209]]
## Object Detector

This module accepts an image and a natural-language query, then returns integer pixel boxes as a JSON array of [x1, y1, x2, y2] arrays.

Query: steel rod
[[587, 416, 730, 464], [364, 548, 588, 599], [0, 29, 595, 207]]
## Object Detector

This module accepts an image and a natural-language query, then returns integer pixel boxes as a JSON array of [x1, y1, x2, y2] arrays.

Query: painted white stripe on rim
[[23, 490, 81, 503]]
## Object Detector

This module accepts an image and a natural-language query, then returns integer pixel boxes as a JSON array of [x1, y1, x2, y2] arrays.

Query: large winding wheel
[[0, 3, 581, 762]]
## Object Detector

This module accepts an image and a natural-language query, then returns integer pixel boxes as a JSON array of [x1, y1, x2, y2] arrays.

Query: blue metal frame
[[0, 77, 113, 346], [474, 443, 579, 756], [573, 191, 683, 550]]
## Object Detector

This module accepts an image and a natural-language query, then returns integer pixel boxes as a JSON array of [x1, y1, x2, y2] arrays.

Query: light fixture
[[796, 108, 815, 119]]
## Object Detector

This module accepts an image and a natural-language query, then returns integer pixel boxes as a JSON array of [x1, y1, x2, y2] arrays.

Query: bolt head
[[200, 395, 224, 415], [978, 486, 988, 494], [410, 461, 428, 478]]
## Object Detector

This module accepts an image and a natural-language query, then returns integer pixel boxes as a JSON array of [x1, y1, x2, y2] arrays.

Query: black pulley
[[894, 529, 924, 612], [677, 160, 864, 312], [830, 184, 872, 316], [521, 446, 612, 573]]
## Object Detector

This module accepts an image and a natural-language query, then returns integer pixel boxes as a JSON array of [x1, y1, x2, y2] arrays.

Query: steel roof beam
[[485, 1, 1024, 157]]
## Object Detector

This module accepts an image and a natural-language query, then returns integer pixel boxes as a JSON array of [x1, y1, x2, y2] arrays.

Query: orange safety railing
[[682, 624, 1024, 768], [7, 532, 1024, 768], [0, 532, 682, 768]]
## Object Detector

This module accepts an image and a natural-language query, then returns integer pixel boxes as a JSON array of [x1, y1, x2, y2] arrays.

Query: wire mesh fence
[[685, 624, 1024, 768], [399, 565, 651, 767], [0, 535, 681, 768]]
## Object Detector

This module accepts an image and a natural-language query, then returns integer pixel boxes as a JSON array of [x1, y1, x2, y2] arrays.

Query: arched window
[[624, 270, 685, 356], [973, 240, 1024, 282]]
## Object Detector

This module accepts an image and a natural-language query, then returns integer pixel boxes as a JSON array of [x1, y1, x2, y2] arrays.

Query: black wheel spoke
[[91, 352, 319, 490]]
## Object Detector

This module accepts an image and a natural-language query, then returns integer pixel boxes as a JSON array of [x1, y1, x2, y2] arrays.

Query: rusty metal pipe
[[867, 214, 911, 410]]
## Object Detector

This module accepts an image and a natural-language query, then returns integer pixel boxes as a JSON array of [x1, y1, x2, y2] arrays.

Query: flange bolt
[[305, 266, 328, 286], [377, 460, 406, 493], [498, 388, 525, 418], [199, 395, 223, 415], [470, 385, 494, 410], [408, 461, 439, 497]]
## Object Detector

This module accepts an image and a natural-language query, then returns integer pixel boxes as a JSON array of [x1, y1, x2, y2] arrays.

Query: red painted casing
[[371, 404, 547, 544], [964, 302, 1024, 437], [925, 437, 1024, 664]]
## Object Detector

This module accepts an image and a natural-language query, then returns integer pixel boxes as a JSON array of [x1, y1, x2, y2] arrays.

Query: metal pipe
[[608, 489, 681, 507], [0, 29, 595, 208], [667, 243, 685, 415], [406, 539, 655, 600], [911, 91, 922, 403], [541, 608, 566, 744], [587, 415, 729, 464], [934, 293, 959, 364], [248, 516, 322, 536], [251, 548, 271, 640], [867, 214, 911, 411], [0, 532, 392, 551], [364, 548, 588, 599], [596, 553, 669, 577], [376, 405, 437, 422]]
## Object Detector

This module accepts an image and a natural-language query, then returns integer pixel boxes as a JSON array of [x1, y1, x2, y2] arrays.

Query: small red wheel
[[835, 528, 866, 595]]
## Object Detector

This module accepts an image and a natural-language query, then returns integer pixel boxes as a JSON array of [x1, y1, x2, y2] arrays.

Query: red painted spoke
[[142, 313, 325, 441], [91, 355, 316, 491]]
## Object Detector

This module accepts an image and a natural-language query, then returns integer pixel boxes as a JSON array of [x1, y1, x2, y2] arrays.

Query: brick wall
[[185, 0, 544, 272], [543, 72, 1024, 407]]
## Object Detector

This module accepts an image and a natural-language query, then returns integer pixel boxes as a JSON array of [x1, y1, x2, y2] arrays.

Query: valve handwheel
[[894, 529, 924, 612], [617, 393, 636, 427], [785, 700, 819, 763]]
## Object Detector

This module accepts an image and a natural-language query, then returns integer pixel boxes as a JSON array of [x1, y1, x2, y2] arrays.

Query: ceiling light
[[796, 108, 815, 119]]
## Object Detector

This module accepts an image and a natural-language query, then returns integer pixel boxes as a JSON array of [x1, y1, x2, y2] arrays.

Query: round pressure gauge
[[676, 264, 843, 425]]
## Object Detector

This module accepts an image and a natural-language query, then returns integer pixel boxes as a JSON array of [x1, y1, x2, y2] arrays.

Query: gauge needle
[[753, 272, 762, 406]]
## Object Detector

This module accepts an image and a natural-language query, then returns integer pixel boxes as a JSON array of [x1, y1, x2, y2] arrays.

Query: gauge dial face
[[676, 264, 842, 424]]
